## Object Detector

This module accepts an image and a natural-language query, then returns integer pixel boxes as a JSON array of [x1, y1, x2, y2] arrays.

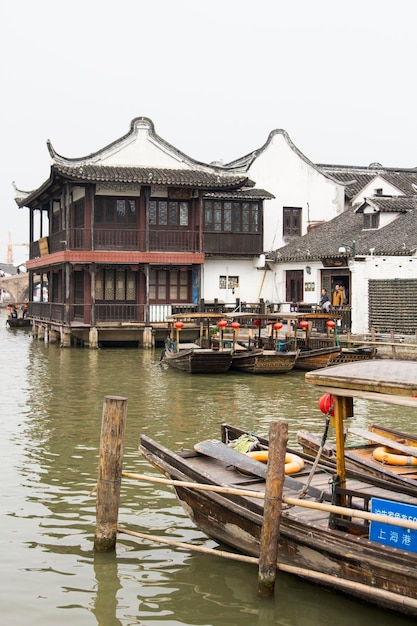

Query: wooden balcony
[[33, 228, 200, 255]]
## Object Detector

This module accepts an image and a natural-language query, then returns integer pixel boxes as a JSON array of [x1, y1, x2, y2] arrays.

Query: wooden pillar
[[258, 420, 287, 597], [333, 395, 352, 496], [143, 326, 153, 349], [89, 327, 99, 349], [60, 329, 71, 347], [94, 396, 128, 552]]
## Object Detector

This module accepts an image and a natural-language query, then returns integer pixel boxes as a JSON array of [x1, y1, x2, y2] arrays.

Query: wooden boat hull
[[298, 424, 417, 493], [328, 346, 376, 364], [140, 429, 417, 616], [6, 318, 31, 328], [293, 346, 341, 371], [164, 347, 232, 373], [230, 349, 298, 374]]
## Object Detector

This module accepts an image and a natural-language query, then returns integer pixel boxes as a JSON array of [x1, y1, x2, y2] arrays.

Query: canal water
[[1, 307, 415, 626]]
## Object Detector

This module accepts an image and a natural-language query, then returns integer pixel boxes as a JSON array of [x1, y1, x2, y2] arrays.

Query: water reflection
[[1, 308, 416, 625]]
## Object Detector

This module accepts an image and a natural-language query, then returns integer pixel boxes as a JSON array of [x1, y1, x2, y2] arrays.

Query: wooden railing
[[36, 229, 200, 254]]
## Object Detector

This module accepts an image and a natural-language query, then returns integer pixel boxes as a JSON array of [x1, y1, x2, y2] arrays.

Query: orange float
[[246, 450, 305, 474]]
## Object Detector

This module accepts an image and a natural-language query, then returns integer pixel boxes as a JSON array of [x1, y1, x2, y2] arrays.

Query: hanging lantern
[[273, 322, 283, 331], [217, 319, 228, 329], [318, 393, 334, 416], [299, 320, 309, 330], [231, 321, 240, 331], [174, 321, 184, 330], [253, 319, 261, 327], [326, 320, 336, 329]]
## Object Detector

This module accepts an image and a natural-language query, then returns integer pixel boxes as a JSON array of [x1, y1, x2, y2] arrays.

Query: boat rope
[[297, 403, 333, 499]]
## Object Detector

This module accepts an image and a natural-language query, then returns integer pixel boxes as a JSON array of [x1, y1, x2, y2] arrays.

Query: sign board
[[39, 237, 49, 256], [370, 497, 417, 554]]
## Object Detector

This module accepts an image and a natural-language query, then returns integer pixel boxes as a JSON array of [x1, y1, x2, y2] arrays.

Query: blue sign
[[370, 497, 417, 553]]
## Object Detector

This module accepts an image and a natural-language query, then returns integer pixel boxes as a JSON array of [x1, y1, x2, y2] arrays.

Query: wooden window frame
[[203, 200, 259, 233], [149, 199, 189, 228], [94, 196, 137, 226], [283, 207, 302, 237]]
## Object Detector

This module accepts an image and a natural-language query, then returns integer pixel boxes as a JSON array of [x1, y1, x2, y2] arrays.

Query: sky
[[1, 0, 416, 264]]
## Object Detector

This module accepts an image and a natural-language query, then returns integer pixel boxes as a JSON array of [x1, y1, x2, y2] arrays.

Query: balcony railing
[[27, 300, 272, 325], [38, 228, 200, 254]]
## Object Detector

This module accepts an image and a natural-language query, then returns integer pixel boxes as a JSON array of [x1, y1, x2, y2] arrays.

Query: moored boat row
[[162, 312, 376, 374]]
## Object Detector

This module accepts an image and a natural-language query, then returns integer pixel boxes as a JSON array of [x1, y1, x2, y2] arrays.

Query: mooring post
[[258, 419, 288, 597], [94, 395, 128, 552]]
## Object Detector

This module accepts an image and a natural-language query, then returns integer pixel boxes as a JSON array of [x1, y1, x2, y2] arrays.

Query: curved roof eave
[[14, 168, 56, 208], [224, 129, 345, 186], [47, 116, 243, 175]]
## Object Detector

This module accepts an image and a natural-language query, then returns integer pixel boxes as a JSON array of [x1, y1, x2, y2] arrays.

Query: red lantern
[[231, 321, 240, 331], [299, 320, 309, 330], [318, 393, 334, 416], [326, 320, 336, 329], [273, 322, 283, 331], [253, 319, 261, 327], [217, 319, 228, 329], [174, 321, 184, 330]]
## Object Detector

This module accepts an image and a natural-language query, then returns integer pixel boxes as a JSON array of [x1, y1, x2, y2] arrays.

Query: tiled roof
[[356, 196, 416, 213], [203, 188, 274, 200], [318, 164, 417, 199], [54, 163, 252, 189], [273, 203, 417, 261]]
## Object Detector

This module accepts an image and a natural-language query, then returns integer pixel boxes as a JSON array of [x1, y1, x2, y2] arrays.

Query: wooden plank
[[194, 439, 331, 500], [194, 439, 267, 478], [348, 428, 417, 458]]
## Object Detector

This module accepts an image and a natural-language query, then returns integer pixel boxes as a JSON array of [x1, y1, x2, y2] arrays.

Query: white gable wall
[[247, 132, 345, 252], [352, 176, 404, 204], [85, 119, 192, 169]]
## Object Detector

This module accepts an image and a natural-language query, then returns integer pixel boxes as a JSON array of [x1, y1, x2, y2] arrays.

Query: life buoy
[[246, 450, 305, 474], [372, 446, 417, 467]]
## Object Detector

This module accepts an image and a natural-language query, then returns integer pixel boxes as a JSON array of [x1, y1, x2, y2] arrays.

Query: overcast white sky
[[1, 0, 416, 263]]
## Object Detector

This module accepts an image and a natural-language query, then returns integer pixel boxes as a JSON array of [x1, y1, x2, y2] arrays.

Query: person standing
[[332, 284, 344, 307]]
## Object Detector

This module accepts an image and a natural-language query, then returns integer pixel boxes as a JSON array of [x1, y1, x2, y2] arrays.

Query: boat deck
[[174, 445, 415, 535]]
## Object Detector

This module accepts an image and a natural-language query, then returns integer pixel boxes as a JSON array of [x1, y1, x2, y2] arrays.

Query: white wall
[[247, 132, 345, 252], [350, 254, 417, 334], [352, 176, 404, 204], [202, 258, 278, 305]]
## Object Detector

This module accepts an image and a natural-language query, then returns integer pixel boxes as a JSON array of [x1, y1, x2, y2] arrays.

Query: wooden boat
[[293, 345, 341, 370], [298, 423, 417, 493], [163, 338, 232, 373], [327, 345, 377, 364], [6, 303, 30, 328], [230, 345, 299, 374], [140, 360, 417, 616], [163, 313, 233, 373]]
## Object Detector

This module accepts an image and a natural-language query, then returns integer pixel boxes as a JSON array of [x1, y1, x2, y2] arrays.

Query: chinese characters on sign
[[370, 497, 417, 554]]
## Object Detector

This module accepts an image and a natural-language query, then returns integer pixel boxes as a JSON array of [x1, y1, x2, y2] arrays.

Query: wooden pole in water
[[94, 395, 128, 552], [258, 419, 288, 597]]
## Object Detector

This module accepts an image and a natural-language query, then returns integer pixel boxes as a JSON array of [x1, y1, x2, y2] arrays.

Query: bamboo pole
[[258, 420, 287, 597], [117, 527, 417, 611], [94, 396, 128, 552], [122, 472, 417, 530], [344, 339, 416, 349]]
